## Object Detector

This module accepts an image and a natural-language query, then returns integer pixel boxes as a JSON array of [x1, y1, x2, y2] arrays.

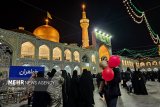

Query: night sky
[[0, 0, 160, 51]]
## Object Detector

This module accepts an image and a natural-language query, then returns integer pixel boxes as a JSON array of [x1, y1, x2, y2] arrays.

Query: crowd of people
[[121, 67, 160, 95], [1, 64, 160, 107], [25, 69, 95, 107]]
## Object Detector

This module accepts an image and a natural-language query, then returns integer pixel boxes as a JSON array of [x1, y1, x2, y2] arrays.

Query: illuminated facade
[[120, 56, 160, 72], [139, 58, 160, 71], [0, 5, 112, 78]]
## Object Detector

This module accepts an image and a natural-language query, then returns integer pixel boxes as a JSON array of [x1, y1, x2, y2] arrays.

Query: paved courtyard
[[1, 81, 160, 107], [94, 81, 160, 107]]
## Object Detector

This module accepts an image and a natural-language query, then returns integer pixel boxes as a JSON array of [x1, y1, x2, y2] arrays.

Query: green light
[[106, 34, 109, 37], [102, 33, 105, 36], [129, 0, 143, 14]]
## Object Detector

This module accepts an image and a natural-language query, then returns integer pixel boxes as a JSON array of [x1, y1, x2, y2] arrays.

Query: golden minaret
[[80, 4, 89, 48]]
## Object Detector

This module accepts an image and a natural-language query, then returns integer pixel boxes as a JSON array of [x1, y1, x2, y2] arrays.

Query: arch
[[53, 65, 61, 72], [0, 41, 13, 67], [140, 68, 146, 72], [147, 68, 152, 71], [152, 61, 158, 66], [140, 62, 145, 67], [21, 41, 35, 58], [153, 68, 158, 72], [64, 49, 72, 62], [39, 45, 50, 60], [40, 65, 49, 72], [53, 47, 62, 61], [74, 66, 81, 75], [99, 45, 110, 61], [146, 62, 151, 67], [136, 62, 140, 68], [122, 60, 124, 65], [126, 61, 129, 66], [0, 40, 13, 79], [131, 62, 134, 67], [92, 67, 97, 73], [91, 54, 96, 63], [73, 51, 80, 62], [64, 65, 72, 75], [82, 54, 89, 63], [124, 60, 127, 66]]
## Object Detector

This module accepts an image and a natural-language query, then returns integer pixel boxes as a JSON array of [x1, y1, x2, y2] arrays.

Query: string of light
[[113, 47, 158, 58], [123, 0, 144, 24], [123, 0, 160, 44]]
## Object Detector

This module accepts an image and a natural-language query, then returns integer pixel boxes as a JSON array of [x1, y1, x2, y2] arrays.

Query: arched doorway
[[53, 65, 61, 72], [64, 65, 72, 75], [74, 66, 81, 75], [40, 65, 49, 72], [0, 40, 13, 79], [99, 45, 110, 61], [82, 54, 89, 63]]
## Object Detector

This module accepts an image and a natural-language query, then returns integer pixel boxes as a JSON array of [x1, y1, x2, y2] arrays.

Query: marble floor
[[1, 81, 160, 107]]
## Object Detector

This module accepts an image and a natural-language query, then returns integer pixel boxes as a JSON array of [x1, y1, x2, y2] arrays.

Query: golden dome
[[33, 25, 60, 43]]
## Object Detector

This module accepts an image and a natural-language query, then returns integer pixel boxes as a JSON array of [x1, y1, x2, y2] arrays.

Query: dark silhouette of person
[[131, 69, 148, 95], [61, 70, 71, 107], [70, 70, 80, 107], [32, 72, 51, 107], [79, 69, 94, 107]]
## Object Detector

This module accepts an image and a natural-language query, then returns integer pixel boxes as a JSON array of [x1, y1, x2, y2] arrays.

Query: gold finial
[[82, 4, 86, 11], [45, 18, 49, 25]]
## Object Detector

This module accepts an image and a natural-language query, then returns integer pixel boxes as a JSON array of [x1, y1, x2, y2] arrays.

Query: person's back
[[70, 70, 80, 107], [32, 72, 51, 107], [79, 69, 94, 107]]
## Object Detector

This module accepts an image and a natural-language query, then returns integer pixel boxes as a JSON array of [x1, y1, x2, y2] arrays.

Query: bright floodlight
[[94, 28, 98, 32], [99, 31, 102, 34], [0, 42, 2, 45]]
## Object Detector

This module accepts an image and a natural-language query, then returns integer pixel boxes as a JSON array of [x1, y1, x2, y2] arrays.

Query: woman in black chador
[[79, 69, 95, 107], [70, 70, 80, 107], [132, 69, 148, 95], [32, 72, 51, 107], [61, 70, 71, 107]]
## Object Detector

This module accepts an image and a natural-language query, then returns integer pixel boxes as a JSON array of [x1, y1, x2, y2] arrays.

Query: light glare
[[94, 29, 98, 32]]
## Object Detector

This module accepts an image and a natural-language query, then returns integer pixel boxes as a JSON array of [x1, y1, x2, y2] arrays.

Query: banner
[[9, 66, 44, 80]]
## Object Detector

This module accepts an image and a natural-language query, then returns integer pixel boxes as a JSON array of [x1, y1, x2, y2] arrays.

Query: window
[[73, 51, 80, 62], [53, 47, 62, 61], [39, 45, 50, 60], [64, 49, 72, 62], [21, 42, 35, 58]]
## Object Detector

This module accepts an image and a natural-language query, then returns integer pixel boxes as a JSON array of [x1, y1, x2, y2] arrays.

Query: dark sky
[[0, 0, 160, 51]]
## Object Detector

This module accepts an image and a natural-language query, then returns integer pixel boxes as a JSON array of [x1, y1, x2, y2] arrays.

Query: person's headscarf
[[50, 69, 57, 78], [72, 70, 78, 78]]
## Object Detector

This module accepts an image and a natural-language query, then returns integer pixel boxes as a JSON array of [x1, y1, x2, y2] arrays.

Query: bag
[[126, 81, 132, 87]]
